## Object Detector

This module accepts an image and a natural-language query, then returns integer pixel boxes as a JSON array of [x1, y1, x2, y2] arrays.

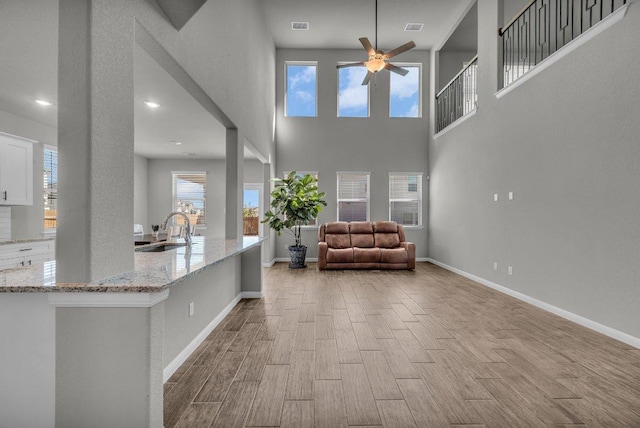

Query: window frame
[[388, 172, 423, 228], [43, 144, 57, 233], [388, 63, 422, 118], [336, 63, 370, 118], [336, 171, 371, 222], [285, 61, 318, 118], [284, 171, 320, 228], [172, 171, 207, 228]]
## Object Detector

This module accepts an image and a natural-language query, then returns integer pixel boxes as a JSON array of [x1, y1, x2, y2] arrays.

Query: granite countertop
[[0, 236, 265, 293], [0, 237, 55, 245]]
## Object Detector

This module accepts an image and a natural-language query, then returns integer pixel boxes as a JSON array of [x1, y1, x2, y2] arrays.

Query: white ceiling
[[0, 0, 473, 159], [263, 0, 471, 50]]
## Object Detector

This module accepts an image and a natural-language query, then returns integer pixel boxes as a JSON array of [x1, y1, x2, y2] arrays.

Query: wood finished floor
[[164, 262, 640, 427]]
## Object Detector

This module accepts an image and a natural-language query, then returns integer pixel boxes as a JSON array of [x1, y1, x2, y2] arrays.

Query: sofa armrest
[[400, 242, 415, 270], [318, 242, 328, 270]]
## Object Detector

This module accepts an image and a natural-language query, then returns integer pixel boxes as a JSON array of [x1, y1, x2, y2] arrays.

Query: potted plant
[[263, 171, 327, 268]]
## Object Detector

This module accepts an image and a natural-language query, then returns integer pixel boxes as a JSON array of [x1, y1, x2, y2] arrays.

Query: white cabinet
[[0, 240, 54, 270], [0, 133, 34, 206]]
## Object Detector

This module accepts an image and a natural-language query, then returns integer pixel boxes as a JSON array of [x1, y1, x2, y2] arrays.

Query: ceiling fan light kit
[[337, 0, 417, 85]]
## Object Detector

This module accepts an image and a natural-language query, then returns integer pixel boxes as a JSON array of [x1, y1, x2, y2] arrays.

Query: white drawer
[[0, 241, 52, 257], [0, 255, 25, 270]]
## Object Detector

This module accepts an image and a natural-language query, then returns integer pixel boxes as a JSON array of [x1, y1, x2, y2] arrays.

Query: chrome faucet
[[161, 212, 192, 246]]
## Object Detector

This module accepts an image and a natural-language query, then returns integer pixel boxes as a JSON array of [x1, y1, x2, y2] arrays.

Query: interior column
[[57, 0, 135, 282]]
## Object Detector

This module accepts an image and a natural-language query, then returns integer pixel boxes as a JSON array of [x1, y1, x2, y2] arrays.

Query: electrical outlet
[[493, 262, 498, 271], [493, 193, 499, 202], [189, 302, 195, 317], [508, 266, 513, 275]]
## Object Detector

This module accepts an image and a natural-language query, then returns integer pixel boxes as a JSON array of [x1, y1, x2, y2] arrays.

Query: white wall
[[429, 1, 640, 339], [275, 49, 430, 260], [146, 158, 226, 237]]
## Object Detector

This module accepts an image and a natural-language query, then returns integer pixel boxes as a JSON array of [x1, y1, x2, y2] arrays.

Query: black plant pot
[[288, 245, 307, 269]]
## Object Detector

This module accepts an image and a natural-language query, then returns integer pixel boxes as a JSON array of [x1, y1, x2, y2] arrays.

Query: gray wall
[[146, 159, 226, 238], [275, 49, 430, 260], [438, 51, 477, 92], [133, 154, 148, 229], [429, 1, 640, 339]]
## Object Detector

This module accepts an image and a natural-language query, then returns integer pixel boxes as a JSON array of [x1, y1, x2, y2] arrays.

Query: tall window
[[172, 172, 206, 226], [337, 66, 369, 117], [389, 65, 421, 118], [389, 173, 422, 226], [285, 171, 319, 226], [286, 62, 317, 117], [337, 172, 370, 222], [43, 146, 57, 230]]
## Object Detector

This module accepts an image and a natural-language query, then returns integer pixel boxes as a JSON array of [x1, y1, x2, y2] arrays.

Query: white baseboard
[[163, 293, 242, 383], [262, 259, 276, 267], [427, 258, 640, 350], [416, 258, 430, 262], [241, 291, 263, 299]]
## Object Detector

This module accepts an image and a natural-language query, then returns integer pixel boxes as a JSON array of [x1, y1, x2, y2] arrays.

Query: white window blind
[[285, 171, 319, 226], [43, 146, 57, 230], [389, 173, 422, 226], [173, 172, 206, 226], [337, 172, 370, 222]]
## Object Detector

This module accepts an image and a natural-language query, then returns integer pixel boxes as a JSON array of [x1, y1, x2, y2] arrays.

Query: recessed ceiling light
[[404, 23, 424, 32], [170, 140, 182, 146], [35, 99, 52, 106], [291, 21, 309, 30], [144, 101, 160, 108]]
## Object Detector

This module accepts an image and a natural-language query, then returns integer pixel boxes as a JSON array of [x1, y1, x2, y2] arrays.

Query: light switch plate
[[189, 302, 195, 317], [508, 266, 513, 275], [509, 191, 514, 200], [494, 193, 498, 202]]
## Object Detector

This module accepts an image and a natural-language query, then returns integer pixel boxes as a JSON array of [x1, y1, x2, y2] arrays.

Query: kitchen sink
[[136, 242, 186, 252]]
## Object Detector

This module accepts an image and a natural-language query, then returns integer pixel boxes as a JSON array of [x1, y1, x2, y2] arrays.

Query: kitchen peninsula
[[0, 235, 265, 428]]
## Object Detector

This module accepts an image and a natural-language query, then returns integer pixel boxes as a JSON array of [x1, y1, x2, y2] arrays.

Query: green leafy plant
[[262, 171, 327, 247]]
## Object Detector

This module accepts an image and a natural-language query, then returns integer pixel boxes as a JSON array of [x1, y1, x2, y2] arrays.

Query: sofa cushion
[[380, 248, 408, 264], [327, 248, 354, 263], [326, 222, 349, 234], [375, 233, 400, 248], [351, 234, 374, 248], [326, 233, 351, 249], [354, 247, 380, 263], [350, 221, 373, 234], [373, 221, 398, 233]]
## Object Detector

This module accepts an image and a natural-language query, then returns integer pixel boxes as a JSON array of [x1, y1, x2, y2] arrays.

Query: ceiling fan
[[337, 0, 416, 85]]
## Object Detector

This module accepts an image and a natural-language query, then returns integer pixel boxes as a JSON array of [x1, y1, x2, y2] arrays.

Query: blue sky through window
[[243, 189, 259, 209], [338, 67, 368, 117], [286, 64, 317, 117], [390, 66, 420, 118]]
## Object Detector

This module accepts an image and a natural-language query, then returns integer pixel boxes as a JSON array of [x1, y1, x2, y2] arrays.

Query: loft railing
[[500, 0, 627, 87], [435, 55, 478, 133]]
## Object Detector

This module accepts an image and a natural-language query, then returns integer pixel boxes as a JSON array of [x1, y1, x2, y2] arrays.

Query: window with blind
[[389, 173, 422, 226], [43, 146, 57, 230], [285, 171, 319, 226], [172, 172, 206, 226], [337, 172, 370, 222]]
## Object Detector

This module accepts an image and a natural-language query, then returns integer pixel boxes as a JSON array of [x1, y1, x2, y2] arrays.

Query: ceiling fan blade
[[359, 37, 375, 56], [385, 63, 409, 76], [337, 62, 365, 69], [361, 71, 374, 85], [384, 41, 416, 59]]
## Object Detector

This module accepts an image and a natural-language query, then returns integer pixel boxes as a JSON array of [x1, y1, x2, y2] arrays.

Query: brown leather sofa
[[317, 221, 415, 270]]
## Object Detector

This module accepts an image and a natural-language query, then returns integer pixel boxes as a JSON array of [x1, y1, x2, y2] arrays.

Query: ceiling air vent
[[404, 23, 424, 32], [291, 21, 309, 30]]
